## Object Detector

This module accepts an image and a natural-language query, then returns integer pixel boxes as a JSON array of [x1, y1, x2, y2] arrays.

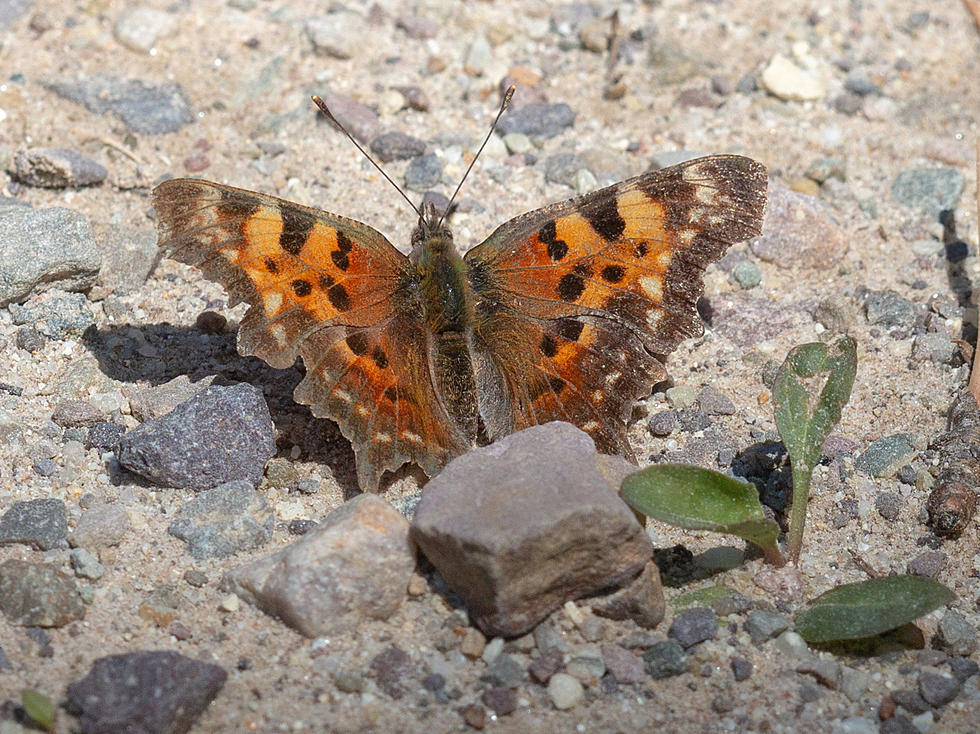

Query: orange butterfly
[[154, 95, 767, 491]]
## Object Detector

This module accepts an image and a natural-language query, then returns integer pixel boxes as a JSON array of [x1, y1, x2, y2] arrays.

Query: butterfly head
[[410, 200, 454, 261]]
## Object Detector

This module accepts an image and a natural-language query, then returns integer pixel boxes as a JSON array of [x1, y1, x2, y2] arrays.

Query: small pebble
[[642, 640, 688, 679], [668, 607, 718, 648], [731, 657, 752, 681], [875, 492, 903, 521], [908, 550, 946, 578], [934, 610, 977, 656], [918, 672, 962, 707], [732, 260, 761, 288], [547, 672, 584, 710], [744, 610, 792, 644], [404, 154, 443, 192]]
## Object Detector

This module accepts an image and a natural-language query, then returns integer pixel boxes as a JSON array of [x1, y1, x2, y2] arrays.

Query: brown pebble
[[406, 574, 428, 596], [183, 153, 210, 173], [878, 693, 896, 719], [195, 311, 227, 334], [460, 627, 486, 658], [461, 703, 485, 730], [168, 620, 192, 640]]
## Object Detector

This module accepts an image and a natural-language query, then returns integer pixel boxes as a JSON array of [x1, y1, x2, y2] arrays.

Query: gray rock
[[404, 153, 443, 192], [92, 224, 158, 293], [0, 0, 31, 30], [750, 184, 848, 270], [601, 643, 646, 684], [117, 383, 276, 490], [65, 651, 226, 733], [411, 422, 652, 637], [854, 434, 916, 478], [369, 131, 426, 162], [533, 623, 568, 655], [0, 207, 101, 307], [642, 639, 688, 679], [934, 610, 977, 656], [482, 686, 517, 716], [86, 421, 126, 451], [306, 13, 364, 59], [668, 607, 718, 648], [481, 653, 525, 688], [113, 6, 178, 52], [892, 169, 965, 219], [9, 290, 96, 339], [48, 75, 193, 135], [697, 386, 736, 416], [843, 68, 880, 96], [732, 259, 761, 288], [15, 324, 45, 351], [0, 559, 86, 627], [948, 656, 979, 682], [865, 290, 917, 329], [222, 494, 416, 638], [840, 665, 870, 701], [497, 103, 575, 139], [912, 332, 955, 364], [908, 550, 947, 578], [797, 658, 842, 689], [168, 481, 274, 559], [69, 504, 132, 549], [813, 297, 857, 332], [316, 91, 379, 143], [744, 610, 792, 644], [709, 291, 811, 349], [528, 649, 563, 683], [805, 157, 847, 183], [879, 715, 918, 734], [395, 14, 439, 39], [918, 672, 962, 707], [70, 548, 105, 580], [0, 499, 67, 550], [9, 148, 107, 188], [51, 399, 103, 428], [891, 687, 930, 715], [542, 152, 585, 187], [125, 374, 216, 422]]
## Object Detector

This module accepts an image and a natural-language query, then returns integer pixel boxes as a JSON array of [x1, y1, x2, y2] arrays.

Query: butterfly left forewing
[[465, 154, 768, 454]]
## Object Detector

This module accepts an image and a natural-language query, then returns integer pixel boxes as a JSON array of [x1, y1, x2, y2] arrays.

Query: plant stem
[[786, 464, 811, 563]]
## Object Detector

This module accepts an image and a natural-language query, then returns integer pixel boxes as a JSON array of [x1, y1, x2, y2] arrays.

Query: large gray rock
[[0, 498, 67, 550], [411, 422, 652, 637], [117, 383, 275, 490], [65, 651, 226, 734], [0, 207, 101, 306], [0, 559, 86, 627], [222, 494, 416, 638], [168, 481, 274, 559]]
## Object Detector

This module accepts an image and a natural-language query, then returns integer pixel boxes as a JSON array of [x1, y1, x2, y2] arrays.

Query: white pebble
[[548, 673, 584, 710]]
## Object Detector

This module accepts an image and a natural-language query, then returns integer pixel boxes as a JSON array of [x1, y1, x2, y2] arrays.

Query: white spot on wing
[[263, 291, 283, 314], [640, 276, 663, 299]]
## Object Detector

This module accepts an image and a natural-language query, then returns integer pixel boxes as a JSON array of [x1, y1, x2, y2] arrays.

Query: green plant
[[22, 689, 55, 732]]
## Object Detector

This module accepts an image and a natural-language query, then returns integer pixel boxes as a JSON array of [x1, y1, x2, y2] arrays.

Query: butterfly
[[153, 99, 767, 492]]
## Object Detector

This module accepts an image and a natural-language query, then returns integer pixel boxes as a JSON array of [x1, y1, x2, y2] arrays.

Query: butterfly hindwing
[[153, 179, 471, 490], [465, 155, 768, 453]]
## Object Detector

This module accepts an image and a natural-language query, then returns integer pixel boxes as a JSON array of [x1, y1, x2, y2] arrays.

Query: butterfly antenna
[[437, 85, 515, 228], [311, 94, 422, 218]]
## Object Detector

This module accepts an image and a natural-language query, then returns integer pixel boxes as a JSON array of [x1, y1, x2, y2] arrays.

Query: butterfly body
[[154, 154, 768, 491]]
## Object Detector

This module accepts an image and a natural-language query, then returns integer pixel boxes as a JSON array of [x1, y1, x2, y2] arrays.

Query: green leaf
[[795, 576, 954, 643], [773, 336, 857, 561], [22, 689, 55, 732], [621, 464, 781, 562], [773, 336, 857, 474], [671, 584, 735, 610]]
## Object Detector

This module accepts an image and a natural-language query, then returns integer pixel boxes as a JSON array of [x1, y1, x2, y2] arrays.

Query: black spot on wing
[[336, 231, 354, 252], [540, 333, 558, 358], [538, 220, 568, 261], [215, 189, 260, 223], [328, 283, 350, 311], [372, 346, 389, 369], [554, 318, 584, 342], [319, 273, 335, 289], [346, 331, 370, 356], [557, 273, 585, 302], [331, 250, 350, 271], [580, 194, 626, 241], [280, 206, 316, 256], [601, 265, 625, 283], [264, 257, 279, 274], [292, 279, 312, 297], [384, 386, 398, 403]]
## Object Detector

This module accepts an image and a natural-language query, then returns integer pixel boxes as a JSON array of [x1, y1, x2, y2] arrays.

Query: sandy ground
[[1, 0, 979, 731]]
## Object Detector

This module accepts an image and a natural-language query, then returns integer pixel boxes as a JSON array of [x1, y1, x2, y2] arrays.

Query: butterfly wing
[[464, 155, 768, 456], [153, 179, 471, 490]]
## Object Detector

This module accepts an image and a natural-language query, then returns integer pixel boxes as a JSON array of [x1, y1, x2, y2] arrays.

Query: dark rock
[[52, 399, 103, 428], [542, 152, 585, 187], [15, 325, 45, 351], [117, 383, 276, 490], [481, 686, 517, 716], [9, 148, 107, 187], [875, 492, 903, 521], [892, 169, 965, 219], [731, 657, 753, 681], [370, 131, 426, 163], [0, 498, 67, 550], [9, 290, 96, 339], [648, 410, 677, 436], [87, 421, 126, 451], [891, 688, 930, 714], [287, 519, 317, 535], [750, 184, 848, 270], [49, 75, 192, 134], [412, 422, 650, 637], [642, 639, 688, 679], [222, 494, 416, 638], [65, 651, 226, 733], [676, 409, 711, 433], [496, 103, 575, 139], [933, 610, 977, 656], [908, 550, 946, 578], [948, 656, 979, 682], [33, 458, 56, 476], [880, 715, 919, 734], [669, 607, 718, 648], [0, 559, 85, 627], [369, 645, 411, 699], [843, 68, 880, 96], [918, 672, 962, 707], [0, 207, 101, 307], [865, 290, 917, 329], [168, 481, 273, 559], [404, 153, 443, 192]]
